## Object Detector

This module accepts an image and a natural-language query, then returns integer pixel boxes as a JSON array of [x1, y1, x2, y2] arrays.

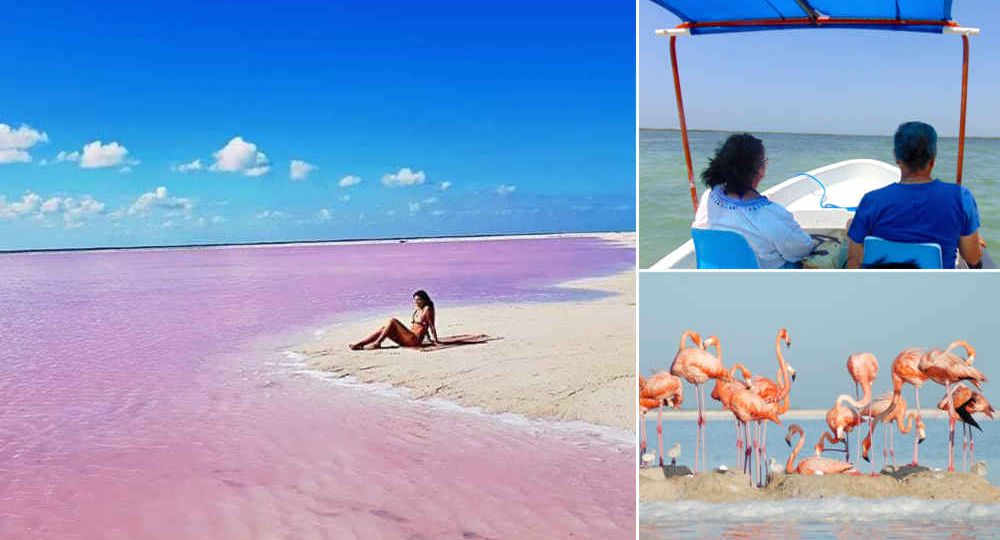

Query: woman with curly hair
[[692, 133, 813, 268]]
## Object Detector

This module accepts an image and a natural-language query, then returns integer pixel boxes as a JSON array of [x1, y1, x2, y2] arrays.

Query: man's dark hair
[[894, 121, 937, 171]]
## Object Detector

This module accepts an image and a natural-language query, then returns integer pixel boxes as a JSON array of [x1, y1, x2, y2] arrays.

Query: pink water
[[0, 237, 634, 539]]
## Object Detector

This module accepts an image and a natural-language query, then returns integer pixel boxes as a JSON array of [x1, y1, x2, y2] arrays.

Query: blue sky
[[0, 1, 634, 250], [640, 0, 1000, 136], [639, 272, 999, 410]]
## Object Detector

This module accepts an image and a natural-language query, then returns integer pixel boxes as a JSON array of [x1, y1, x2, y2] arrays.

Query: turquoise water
[[639, 129, 1000, 268]]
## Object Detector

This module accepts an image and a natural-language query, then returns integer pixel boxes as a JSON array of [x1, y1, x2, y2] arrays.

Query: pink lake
[[0, 236, 635, 539]]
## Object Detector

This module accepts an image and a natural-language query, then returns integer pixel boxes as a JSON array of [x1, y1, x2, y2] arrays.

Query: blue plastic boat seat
[[691, 228, 760, 269], [862, 236, 943, 269]]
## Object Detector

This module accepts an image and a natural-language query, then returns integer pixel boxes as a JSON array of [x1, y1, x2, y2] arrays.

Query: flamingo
[[815, 394, 863, 462], [846, 352, 878, 460], [861, 393, 926, 470], [712, 363, 752, 470], [639, 371, 683, 466], [890, 347, 929, 465], [670, 330, 729, 473], [743, 328, 796, 485], [937, 383, 994, 472], [919, 340, 986, 471], [727, 385, 782, 487], [785, 424, 855, 475]]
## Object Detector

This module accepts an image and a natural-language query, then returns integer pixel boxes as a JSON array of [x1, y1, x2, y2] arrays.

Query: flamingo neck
[[786, 431, 803, 474], [946, 340, 975, 363]]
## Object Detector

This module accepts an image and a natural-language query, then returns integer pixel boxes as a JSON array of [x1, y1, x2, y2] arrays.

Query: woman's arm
[[428, 309, 439, 343]]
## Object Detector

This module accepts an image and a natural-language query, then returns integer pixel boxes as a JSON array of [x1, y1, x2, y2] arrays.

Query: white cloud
[[256, 210, 287, 219], [439, 181, 452, 191], [172, 159, 203, 173], [0, 192, 41, 219], [422, 197, 438, 204], [211, 215, 226, 224], [80, 141, 130, 169], [56, 150, 80, 163], [382, 167, 426, 187], [340, 194, 351, 202], [408, 201, 421, 213], [210, 136, 270, 177], [129, 186, 193, 216], [0, 124, 48, 163], [119, 166, 133, 174], [289, 159, 316, 181], [0, 149, 31, 163], [0, 192, 104, 228], [316, 208, 332, 222], [339, 174, 361, 187], [496, 184, 517, 195], [431, 210, 444, 216]]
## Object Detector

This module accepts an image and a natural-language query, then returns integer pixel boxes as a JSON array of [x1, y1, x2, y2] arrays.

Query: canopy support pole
[[669, 35, 698, 213], [957, 34, 969, 185]]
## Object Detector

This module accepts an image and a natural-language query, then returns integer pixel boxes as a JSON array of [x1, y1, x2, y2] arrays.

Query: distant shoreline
[[0, 230, 634, 256], [656, 409, 951, 420], [639, 127, 1000, 140]]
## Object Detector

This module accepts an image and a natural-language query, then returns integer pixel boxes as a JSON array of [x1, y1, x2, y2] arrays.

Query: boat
[[647, 0, 993, 269]]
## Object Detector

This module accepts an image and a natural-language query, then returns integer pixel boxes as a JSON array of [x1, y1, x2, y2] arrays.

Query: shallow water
[[0, 237, 635, 539], [641, 416, 1000, 539], [639, 129, 1000, 267]]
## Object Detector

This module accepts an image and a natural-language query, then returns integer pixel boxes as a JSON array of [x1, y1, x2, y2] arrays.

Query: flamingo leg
[[912, 386, 922, 466], [656, 406, 664, 467], [734, 418, 741, 470], [761, 421, 769, 488], [970, 428, 976, 466], [742, 421, 751, 476], [946, 382, 957, 472], [695, 383, 704, 473], [700, 384, 707, 472], [640, 411, 647, 466]]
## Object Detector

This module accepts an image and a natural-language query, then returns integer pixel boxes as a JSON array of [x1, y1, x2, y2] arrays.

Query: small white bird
[[641, 453, 655, 466], [972, 461, 988, 477], [667, 443, 682, 466]]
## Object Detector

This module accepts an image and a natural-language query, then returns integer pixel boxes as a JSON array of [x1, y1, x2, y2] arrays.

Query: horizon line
[[639, 127, 1000, 140], [0, 230, 635, 256]]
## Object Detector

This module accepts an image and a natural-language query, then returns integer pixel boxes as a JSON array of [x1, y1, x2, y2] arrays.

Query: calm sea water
[[641, 416, 1000, 539], [0, 237, 635, 539], [639, 129, 1000, 267]]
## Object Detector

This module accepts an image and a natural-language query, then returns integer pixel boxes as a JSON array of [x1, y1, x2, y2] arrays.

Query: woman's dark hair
[[700, 133, 766, 197], [413, 290, 434, 308], [894, 121, 937, 172]]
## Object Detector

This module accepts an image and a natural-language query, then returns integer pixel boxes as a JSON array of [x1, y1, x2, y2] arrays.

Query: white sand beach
[[295, 240, 635, 431]]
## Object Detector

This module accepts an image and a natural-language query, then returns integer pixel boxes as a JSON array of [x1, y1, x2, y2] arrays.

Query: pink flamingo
[[846, 352, 878, 461], [919, 340, 985, 471], [639, 371, 683, 466], [786, 424, 855, 475], [670, 330, 729, 473], [890, 347, 929, 465], [937, 382, 994, 472], [860, 393, 925, 471], [815, 394, 863, 462], [712, 362, 752, 470], [727, 385, 782, 486], [743, 328, 795, 484]]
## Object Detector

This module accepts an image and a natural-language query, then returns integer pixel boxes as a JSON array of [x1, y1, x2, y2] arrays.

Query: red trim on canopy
[[957, 34, 969, 185]]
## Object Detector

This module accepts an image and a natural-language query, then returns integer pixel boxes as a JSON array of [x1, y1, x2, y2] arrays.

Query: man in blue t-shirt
[[846, 121, 983, 269]]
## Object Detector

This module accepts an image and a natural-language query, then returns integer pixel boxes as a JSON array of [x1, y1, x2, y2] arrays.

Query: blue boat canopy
[[650, 0, 956, 35]]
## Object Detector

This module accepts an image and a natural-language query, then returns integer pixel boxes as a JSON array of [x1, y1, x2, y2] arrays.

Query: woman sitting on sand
[[350, 290, 438, 350], [692, 133, 814, 269]]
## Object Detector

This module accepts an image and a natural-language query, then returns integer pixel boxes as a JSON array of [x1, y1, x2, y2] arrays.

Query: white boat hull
[[649, 158, 993, 269]]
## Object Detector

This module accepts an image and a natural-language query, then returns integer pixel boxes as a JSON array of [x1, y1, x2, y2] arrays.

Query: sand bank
[[295, 265, 635, 431], [640, 466, 1000, 503]]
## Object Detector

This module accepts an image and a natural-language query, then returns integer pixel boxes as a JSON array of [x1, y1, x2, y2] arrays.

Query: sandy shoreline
[[295, 250, 635, 431], [640, 467, 1000, 504]]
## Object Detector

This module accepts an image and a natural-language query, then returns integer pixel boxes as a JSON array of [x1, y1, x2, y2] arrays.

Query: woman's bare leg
[[367, 318, 422, 349], [351, 327, 386, 350]]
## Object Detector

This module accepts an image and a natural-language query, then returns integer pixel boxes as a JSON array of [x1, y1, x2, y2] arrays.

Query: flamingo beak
[[789, 367, 797, 382], [919, 427, 926, 443], [785, 435, 792, 447]]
